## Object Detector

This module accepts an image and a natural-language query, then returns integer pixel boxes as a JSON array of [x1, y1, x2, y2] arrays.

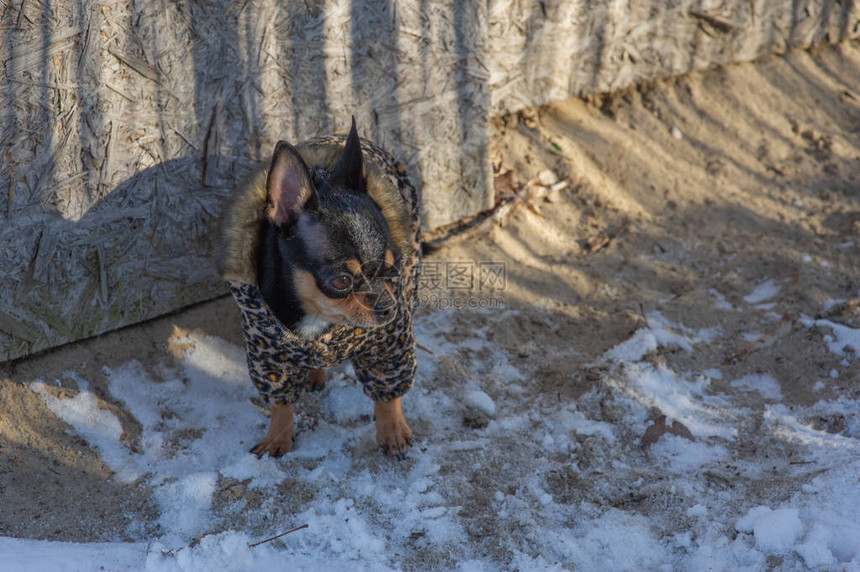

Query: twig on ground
[[723, 313, 794, 365], [415, 342, 434, 355], [422, 199, 516, 252], [248, 524, 309, 548], [585, 220, 631, 254]]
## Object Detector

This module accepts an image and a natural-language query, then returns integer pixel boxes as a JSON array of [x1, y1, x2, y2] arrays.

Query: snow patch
[[31, 378, 139, 483], [616, 362, 738, 440], [651, 434, 728, 472], [18, 310, 860, 570], [730, 373, 783, 400], [464, 390, 496, 416], [606, 311, 720, 362], [743, 279, 781, 303], [736, 506, 803, 553]]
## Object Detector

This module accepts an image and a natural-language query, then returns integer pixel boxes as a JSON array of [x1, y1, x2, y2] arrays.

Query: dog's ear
[[331, 116, 366, 194], [265, 141, 318, 226]]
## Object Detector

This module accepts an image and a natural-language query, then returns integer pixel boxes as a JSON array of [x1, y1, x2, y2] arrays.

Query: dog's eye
[[330, 275, 353, 292]]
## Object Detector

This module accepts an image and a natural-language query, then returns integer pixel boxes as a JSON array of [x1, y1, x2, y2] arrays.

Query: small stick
[[415, 342, 434, 355], [248, 524, 309, 548], [422, 199, 515, 252]]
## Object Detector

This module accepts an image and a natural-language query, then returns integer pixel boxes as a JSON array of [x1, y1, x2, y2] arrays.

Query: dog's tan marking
[[294, 269, 387, 327], [345, 259, 362, 275], [344, 292, 376, 325], [374, 397, 413, 457], [307, 368, 326, 392], [251, 403, 295, 458], [384, 249, 395, 268], [292, 270, 349, 323]]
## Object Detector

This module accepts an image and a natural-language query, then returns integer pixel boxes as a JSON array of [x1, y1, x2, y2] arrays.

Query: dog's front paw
[[250, 435, 293, 458], [374, 397, 413, 460], [251, 403, 295, 458]]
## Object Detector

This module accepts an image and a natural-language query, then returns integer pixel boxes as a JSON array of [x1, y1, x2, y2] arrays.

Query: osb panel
[[1, 0, 857, 361], [488, 0, 860, 114], [0, 0, 492, 361]]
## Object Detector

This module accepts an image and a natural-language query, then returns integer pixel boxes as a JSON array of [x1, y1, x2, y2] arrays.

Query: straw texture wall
[[489, 0, 860, 114], [1, 0, 857, 360]]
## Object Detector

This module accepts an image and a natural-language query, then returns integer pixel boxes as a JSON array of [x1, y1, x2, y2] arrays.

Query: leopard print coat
[[221, 136, 421, 406]]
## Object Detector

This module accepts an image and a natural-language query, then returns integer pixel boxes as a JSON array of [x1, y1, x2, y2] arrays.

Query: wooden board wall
[[1, 0, 857, 361]]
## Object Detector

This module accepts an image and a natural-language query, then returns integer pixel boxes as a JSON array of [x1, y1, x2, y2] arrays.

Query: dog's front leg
[[374, 397, 413, 459], [307, 368, 326, 392], [251, 403, 295, 458]]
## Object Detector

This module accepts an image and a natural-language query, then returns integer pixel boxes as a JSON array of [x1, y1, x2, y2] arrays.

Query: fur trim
[[220, 164, 267, 284], [220, 138, 413, 285]]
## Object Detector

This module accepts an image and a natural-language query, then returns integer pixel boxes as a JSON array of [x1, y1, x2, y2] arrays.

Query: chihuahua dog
[[221, 118, 420, 460]]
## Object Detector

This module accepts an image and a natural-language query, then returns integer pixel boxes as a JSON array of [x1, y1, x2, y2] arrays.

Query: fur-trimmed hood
[[221, 137, 413, 285]]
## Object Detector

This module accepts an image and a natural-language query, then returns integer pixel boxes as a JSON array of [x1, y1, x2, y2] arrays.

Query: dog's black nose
[[373, 296, 396, 320]]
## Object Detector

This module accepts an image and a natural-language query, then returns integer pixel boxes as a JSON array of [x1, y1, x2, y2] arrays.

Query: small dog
[[221, 118, 421, 459]]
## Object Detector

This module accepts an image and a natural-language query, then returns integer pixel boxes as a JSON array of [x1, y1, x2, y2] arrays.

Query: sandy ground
[[2, 38, 860, 562]]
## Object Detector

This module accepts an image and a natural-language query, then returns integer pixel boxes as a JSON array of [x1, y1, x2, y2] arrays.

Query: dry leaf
[[641, 415, 695, 448], [586, 234, 611, 253], [494, 170, 517, 196]]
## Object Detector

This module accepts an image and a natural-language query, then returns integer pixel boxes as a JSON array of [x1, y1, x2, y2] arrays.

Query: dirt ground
[[2, 38, 860, 545]]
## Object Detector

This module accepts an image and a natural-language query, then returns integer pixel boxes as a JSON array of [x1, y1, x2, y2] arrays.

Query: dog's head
[[261, 118, 401, 331]]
